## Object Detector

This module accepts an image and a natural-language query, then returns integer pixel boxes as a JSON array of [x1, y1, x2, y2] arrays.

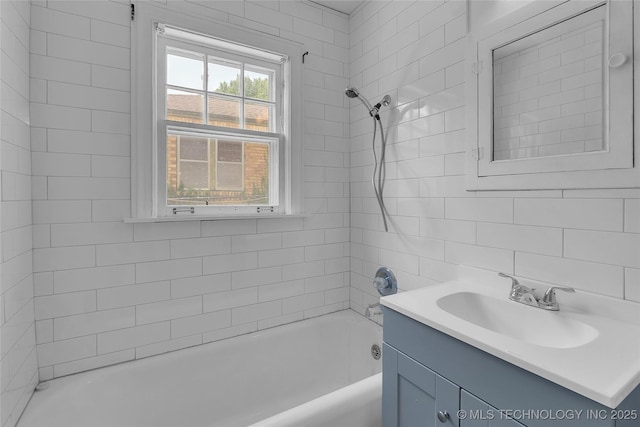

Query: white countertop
[[380, 268, 640, 408]]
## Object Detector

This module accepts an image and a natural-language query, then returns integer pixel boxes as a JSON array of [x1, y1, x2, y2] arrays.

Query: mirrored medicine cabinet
[[466, 0, 638, 190]]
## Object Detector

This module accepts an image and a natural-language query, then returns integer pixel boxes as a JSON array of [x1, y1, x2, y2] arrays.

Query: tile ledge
[[124, 214, 306, 223]]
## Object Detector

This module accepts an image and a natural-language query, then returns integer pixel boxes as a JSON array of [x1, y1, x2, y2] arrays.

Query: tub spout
[[365, 303, 381, 318]]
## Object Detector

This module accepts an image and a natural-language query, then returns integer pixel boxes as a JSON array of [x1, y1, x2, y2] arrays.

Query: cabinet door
[[383, 344, 460, 427], [461, 390, 526, 427]]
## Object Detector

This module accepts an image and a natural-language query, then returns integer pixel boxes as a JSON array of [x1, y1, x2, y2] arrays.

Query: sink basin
[[436, 291, 599, 349]]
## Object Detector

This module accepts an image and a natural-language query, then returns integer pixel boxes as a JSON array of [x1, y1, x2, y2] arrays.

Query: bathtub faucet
[[365, 303, 382, 318]]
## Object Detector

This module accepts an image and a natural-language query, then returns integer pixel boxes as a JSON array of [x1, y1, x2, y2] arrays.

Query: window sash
[[160, 123, 282, 216], [156, 32, 284, 216]]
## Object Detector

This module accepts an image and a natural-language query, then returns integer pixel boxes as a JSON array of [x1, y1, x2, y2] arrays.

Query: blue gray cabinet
[[383, 343, 459, 426], [382, 307, 640, 427]]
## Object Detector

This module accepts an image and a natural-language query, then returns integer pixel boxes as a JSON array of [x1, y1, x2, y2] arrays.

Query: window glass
[[167, 89, 204, 124], [208, 94, 241, 128], [208, 58, 241, 96], [167, 49, 204, 91]]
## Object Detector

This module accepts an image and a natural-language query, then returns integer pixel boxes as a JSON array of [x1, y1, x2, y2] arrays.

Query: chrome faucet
[[498, 273, 575, 311], [365, 303, 381, 318]]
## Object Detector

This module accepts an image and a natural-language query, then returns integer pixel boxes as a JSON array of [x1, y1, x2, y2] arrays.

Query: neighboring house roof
[[167, 94, 269, 124]]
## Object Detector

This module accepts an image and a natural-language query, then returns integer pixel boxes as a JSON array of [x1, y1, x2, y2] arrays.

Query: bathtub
[[18, 310, 382, 427]]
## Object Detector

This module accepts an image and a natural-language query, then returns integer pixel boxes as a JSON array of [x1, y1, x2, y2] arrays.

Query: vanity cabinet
[[383, 343, 525, 427], [382, 307, 640, 427]]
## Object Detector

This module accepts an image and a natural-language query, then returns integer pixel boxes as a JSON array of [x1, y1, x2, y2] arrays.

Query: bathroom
[[1, 0, 638, 426]]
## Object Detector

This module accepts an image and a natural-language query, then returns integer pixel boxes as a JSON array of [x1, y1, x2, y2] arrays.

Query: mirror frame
[[465, 0, 638, 190]]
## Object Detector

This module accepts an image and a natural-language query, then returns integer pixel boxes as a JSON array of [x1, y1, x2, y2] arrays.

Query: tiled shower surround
[[0, 1, 638, 427]]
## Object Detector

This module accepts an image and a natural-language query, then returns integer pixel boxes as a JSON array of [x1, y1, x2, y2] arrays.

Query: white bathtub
[[18, 310, 382, 427]]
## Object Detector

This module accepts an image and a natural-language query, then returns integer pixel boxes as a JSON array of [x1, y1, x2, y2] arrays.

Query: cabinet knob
[[608, 53, 627, 68], [437, 410, 450, 423]]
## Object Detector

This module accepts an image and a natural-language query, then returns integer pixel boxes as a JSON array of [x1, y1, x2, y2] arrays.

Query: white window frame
[[131, 3, 302, 220]]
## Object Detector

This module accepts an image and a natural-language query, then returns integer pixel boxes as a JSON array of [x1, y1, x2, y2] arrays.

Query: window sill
[[123, 213, 305, 223]]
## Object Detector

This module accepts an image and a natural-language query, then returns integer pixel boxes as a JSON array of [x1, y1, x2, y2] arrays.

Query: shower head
[[345, 87, 360, 98], [345, 87, 391, 119]]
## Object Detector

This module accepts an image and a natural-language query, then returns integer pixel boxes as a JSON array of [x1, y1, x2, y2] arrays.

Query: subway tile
[[33, 246, 96, 272], [477, 223, 562, 256], [91, 155, 130, 178], [282, 260, 324, 281], [258, 247, 305, 267], [31, 5, 91, 39], [231, 233, 282, 253], [51, 222, 133, 247], [97, 241, 170, 266], [134, 221, 201, 242], [54, 307, 135, 340], [445, 242, 514, 274], [170, 236, 231, 259], [91, 200, 131, 222], [97, 282, 170, 310], [135, 258, 202, 284], [445, 198, 514, 223], [30, 103, 91, 131], [201, 219, 257, 236], [36, 335, 96, 366], [305, 273, 345, 293], [97, 322, 170, 354], [47, 33, 130, 69], [624, 200, 640, 233], [282, 229, 325, 247], [170, 273, 231, 299], [203, 288, 257, 313], [516, 252, 624, 297], [419, 218, 475, 244], [564, 230, 640, 268], [53, 349, 134, 378], [91, 110, 130, 135], [258, 280, 305, 302], [32, 200, 92, 224], [232, 300, 282, 325], [48, 177, 130, 200], [203, 322, 258, 344], [136, 297, 202, 325], [48, 80, 129, 112], [171, 310, 231, 338], [135, 335, 202, 360], [30, 54, 91, 85], [202, 252, 257, 275], [34, 291, 96, 321], [282, 292, 324, 315], [625, 268, 640, 303], [47, 1, 131, 26], [231, 266, 282, 289], [54, 265, 135, 294], [35, 320, 53, 344], [47, 129, 130, 156], [91, 19, 130, 48], [379, 249, 419, 275], [91, 64, 130, 91]]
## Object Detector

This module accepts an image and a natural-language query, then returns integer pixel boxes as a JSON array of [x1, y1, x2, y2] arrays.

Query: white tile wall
[[349, 0, 640, 315], [1, 2, 38, 426], [29, 0, 350, 381]]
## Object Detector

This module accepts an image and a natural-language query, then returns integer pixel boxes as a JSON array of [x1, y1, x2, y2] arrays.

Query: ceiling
[[310, 1, 364, 15]]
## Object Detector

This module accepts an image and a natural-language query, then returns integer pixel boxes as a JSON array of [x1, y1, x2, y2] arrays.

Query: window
[[132, 5, 302, 219]]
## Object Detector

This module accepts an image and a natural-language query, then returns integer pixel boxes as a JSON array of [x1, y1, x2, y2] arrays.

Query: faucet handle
[[541, 286, 575, 303], [539, 286, 575, 310], [498, 272, 519, 287]]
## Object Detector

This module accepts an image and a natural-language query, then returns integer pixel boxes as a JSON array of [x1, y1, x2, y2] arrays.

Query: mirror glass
[[492, 6, 605, 161]]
